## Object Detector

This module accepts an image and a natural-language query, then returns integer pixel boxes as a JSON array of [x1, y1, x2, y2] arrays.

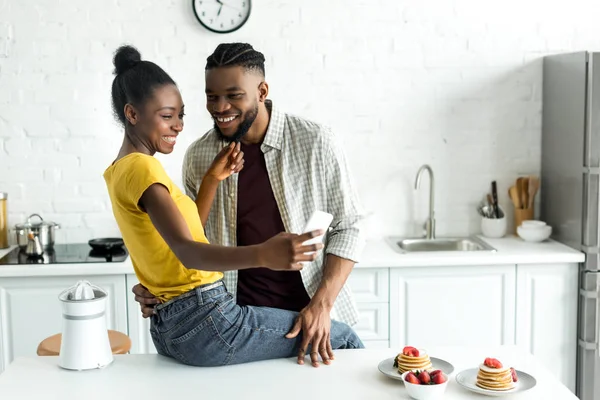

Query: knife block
[[514, 207, 534, 234]]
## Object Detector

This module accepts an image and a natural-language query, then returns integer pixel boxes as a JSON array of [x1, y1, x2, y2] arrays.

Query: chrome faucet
[[414, 164, 435, 239]]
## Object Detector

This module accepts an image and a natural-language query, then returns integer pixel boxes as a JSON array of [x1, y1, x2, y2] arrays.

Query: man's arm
[[286, 128, 365, 367]]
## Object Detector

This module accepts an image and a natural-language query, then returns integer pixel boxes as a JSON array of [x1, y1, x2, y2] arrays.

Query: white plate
[[377, 357, 455, 381], [455, 367, 537, 397]]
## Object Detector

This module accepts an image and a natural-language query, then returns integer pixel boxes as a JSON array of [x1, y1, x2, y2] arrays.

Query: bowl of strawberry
[[401, 369, 449, 400]]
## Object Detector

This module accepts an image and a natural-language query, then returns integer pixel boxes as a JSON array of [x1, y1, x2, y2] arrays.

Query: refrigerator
[[541, 51, 600, 400]]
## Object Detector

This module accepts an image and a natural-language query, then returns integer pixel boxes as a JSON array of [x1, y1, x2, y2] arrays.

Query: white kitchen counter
[[0, 236, 584, 278], [359, 235, 584, 268], [0, 346, 577, 399]]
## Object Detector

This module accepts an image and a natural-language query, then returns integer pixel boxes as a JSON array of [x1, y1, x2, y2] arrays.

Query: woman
[[103, 45, 363, 367]]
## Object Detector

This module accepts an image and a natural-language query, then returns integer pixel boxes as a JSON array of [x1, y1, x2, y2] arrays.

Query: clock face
[[192, 0, 252, 34]]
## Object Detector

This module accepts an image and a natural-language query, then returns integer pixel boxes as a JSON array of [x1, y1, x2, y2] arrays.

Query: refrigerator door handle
[[580, 288, 599, 298], [579, 339, 598, 352]]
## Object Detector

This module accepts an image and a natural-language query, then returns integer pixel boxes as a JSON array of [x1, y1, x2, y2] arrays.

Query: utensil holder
[[514, 207, 534, 234]]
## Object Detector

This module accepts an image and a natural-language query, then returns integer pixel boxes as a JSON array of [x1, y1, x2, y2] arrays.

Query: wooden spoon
[[522, 177, 529, 209], [528, 176, 540, 209], [515, 177, 523, 209], [508, 186, 520, 209]]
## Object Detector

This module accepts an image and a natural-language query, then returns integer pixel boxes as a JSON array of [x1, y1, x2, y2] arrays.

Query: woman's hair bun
[[113, 45, 142, 75]]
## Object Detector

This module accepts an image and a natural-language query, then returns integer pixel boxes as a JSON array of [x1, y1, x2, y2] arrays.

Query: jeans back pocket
[[168, 313, 234, 367]]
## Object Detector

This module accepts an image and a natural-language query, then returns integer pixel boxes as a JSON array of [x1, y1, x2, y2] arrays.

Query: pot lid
[[59, 280, 107, 302], [15, 213, 57, 229]]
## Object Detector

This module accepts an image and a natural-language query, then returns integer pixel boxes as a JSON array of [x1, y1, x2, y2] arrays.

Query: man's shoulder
[[281, 111, 338, 152]]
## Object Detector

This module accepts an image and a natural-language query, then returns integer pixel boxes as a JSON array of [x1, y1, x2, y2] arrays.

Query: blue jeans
[[149, 280, 364, 366]]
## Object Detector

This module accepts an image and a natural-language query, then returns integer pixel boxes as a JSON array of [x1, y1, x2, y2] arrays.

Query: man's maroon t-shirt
[[235, 142, 311, 311]]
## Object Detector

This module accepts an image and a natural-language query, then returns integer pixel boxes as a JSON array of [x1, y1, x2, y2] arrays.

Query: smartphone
[[301, 210, 334, 246]]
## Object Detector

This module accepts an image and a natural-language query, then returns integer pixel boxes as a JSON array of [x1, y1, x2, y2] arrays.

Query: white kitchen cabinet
[[516, 263, 578, 393], [347, 268, 390, 347], [389, 265, 516, 349], [0, 274, 128, 373], [125, 274, 157, 355]]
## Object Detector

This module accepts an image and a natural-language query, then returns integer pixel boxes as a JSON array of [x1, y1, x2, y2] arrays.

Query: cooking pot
[[15, 213, 60, 249]]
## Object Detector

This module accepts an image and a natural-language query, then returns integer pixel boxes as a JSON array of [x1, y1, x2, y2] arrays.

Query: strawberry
[[484, 357, 503, 369], [510, 367, 518, 382], [432, 372, 447, 384], [402, 346, 420, 357], [417, 370, 431, 384], [405, 372, 420, 385], [430, 369, 443, 378]]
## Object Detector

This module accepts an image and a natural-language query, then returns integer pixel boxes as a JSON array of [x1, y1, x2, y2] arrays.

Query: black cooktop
[[0, 243, 129, 265]]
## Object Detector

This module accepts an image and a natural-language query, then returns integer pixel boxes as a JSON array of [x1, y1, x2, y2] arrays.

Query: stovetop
[[0, 243, 129, 265]]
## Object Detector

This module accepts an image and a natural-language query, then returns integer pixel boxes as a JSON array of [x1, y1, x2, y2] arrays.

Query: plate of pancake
[[378, 348, 454, 381], [455, 365, 537, 396]]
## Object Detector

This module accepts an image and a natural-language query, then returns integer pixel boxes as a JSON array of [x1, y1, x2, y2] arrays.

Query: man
[[133, 43, 365, 367]]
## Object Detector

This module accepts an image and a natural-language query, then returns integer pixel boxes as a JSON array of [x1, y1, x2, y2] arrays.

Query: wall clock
[[192, 0, 252, 34]]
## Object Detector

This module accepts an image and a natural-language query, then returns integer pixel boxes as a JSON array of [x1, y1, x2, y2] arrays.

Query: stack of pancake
[[476, 364, 515, 391], [395, 351, 433, 374]]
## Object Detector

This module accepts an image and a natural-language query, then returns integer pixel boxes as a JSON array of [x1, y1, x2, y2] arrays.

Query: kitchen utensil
[[0, 192, 7, 249], [516, 177, 524, 208], [508, 186, 520, 209], [455, 367, 537, 396], [377, 356, 454, 381], [486, 194, 495, 217], [522, 177, 529, 209], [528, 176, 540, 209], [15, 213, 60, 249], [58, 280, 113, 370], [25, 232, 44, 257], [88, 238, 124, 252], [491, 181, 500, 218]]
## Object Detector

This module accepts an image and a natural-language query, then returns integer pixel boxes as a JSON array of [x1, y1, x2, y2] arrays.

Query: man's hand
[[286, 304, 334, 367], [132, 283, 160, 318]]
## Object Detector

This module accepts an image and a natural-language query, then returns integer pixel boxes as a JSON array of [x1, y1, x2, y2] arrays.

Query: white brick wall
[[1, 0, 600, 245]]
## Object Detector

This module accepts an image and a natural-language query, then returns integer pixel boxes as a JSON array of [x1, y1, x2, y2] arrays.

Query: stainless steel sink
[[388, 236, 496, 253]]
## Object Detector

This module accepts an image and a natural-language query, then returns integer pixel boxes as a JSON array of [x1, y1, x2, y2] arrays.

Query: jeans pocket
[[168, 314, 234, 367], [149, 327, 169, 357]]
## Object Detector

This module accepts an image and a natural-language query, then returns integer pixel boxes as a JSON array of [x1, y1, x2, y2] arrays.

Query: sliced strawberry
[[510, 367, 518, 382], [405, 372, 420, 385], [432, 372, 447, 384], [402, 346, 420, 357], [484, 357, 503, 369]]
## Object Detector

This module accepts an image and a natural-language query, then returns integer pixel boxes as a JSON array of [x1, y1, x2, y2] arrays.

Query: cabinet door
[[0, 275, 127, 373], [389, 265, 516, 349], [125, 274, 157, 354], [347, 268, 389, 344], [347, 268, 389, 303], [516, 263, 578, 392]]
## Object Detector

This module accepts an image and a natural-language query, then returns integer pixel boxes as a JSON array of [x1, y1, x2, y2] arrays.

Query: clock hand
[[215, 0, 224, 16], [219, 1, 242, 11]]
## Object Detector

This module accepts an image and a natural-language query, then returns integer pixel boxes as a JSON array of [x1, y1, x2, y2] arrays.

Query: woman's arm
[[141, 183, 321, 272], [195, 142, 244, 226], [195, 175, 219, 227]]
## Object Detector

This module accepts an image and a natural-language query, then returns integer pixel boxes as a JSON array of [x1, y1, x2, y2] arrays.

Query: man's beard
[[214, 103, 259, 143]]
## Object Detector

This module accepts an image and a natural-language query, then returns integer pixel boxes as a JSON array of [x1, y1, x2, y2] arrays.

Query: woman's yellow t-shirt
[[103, 153, 223, 301]]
